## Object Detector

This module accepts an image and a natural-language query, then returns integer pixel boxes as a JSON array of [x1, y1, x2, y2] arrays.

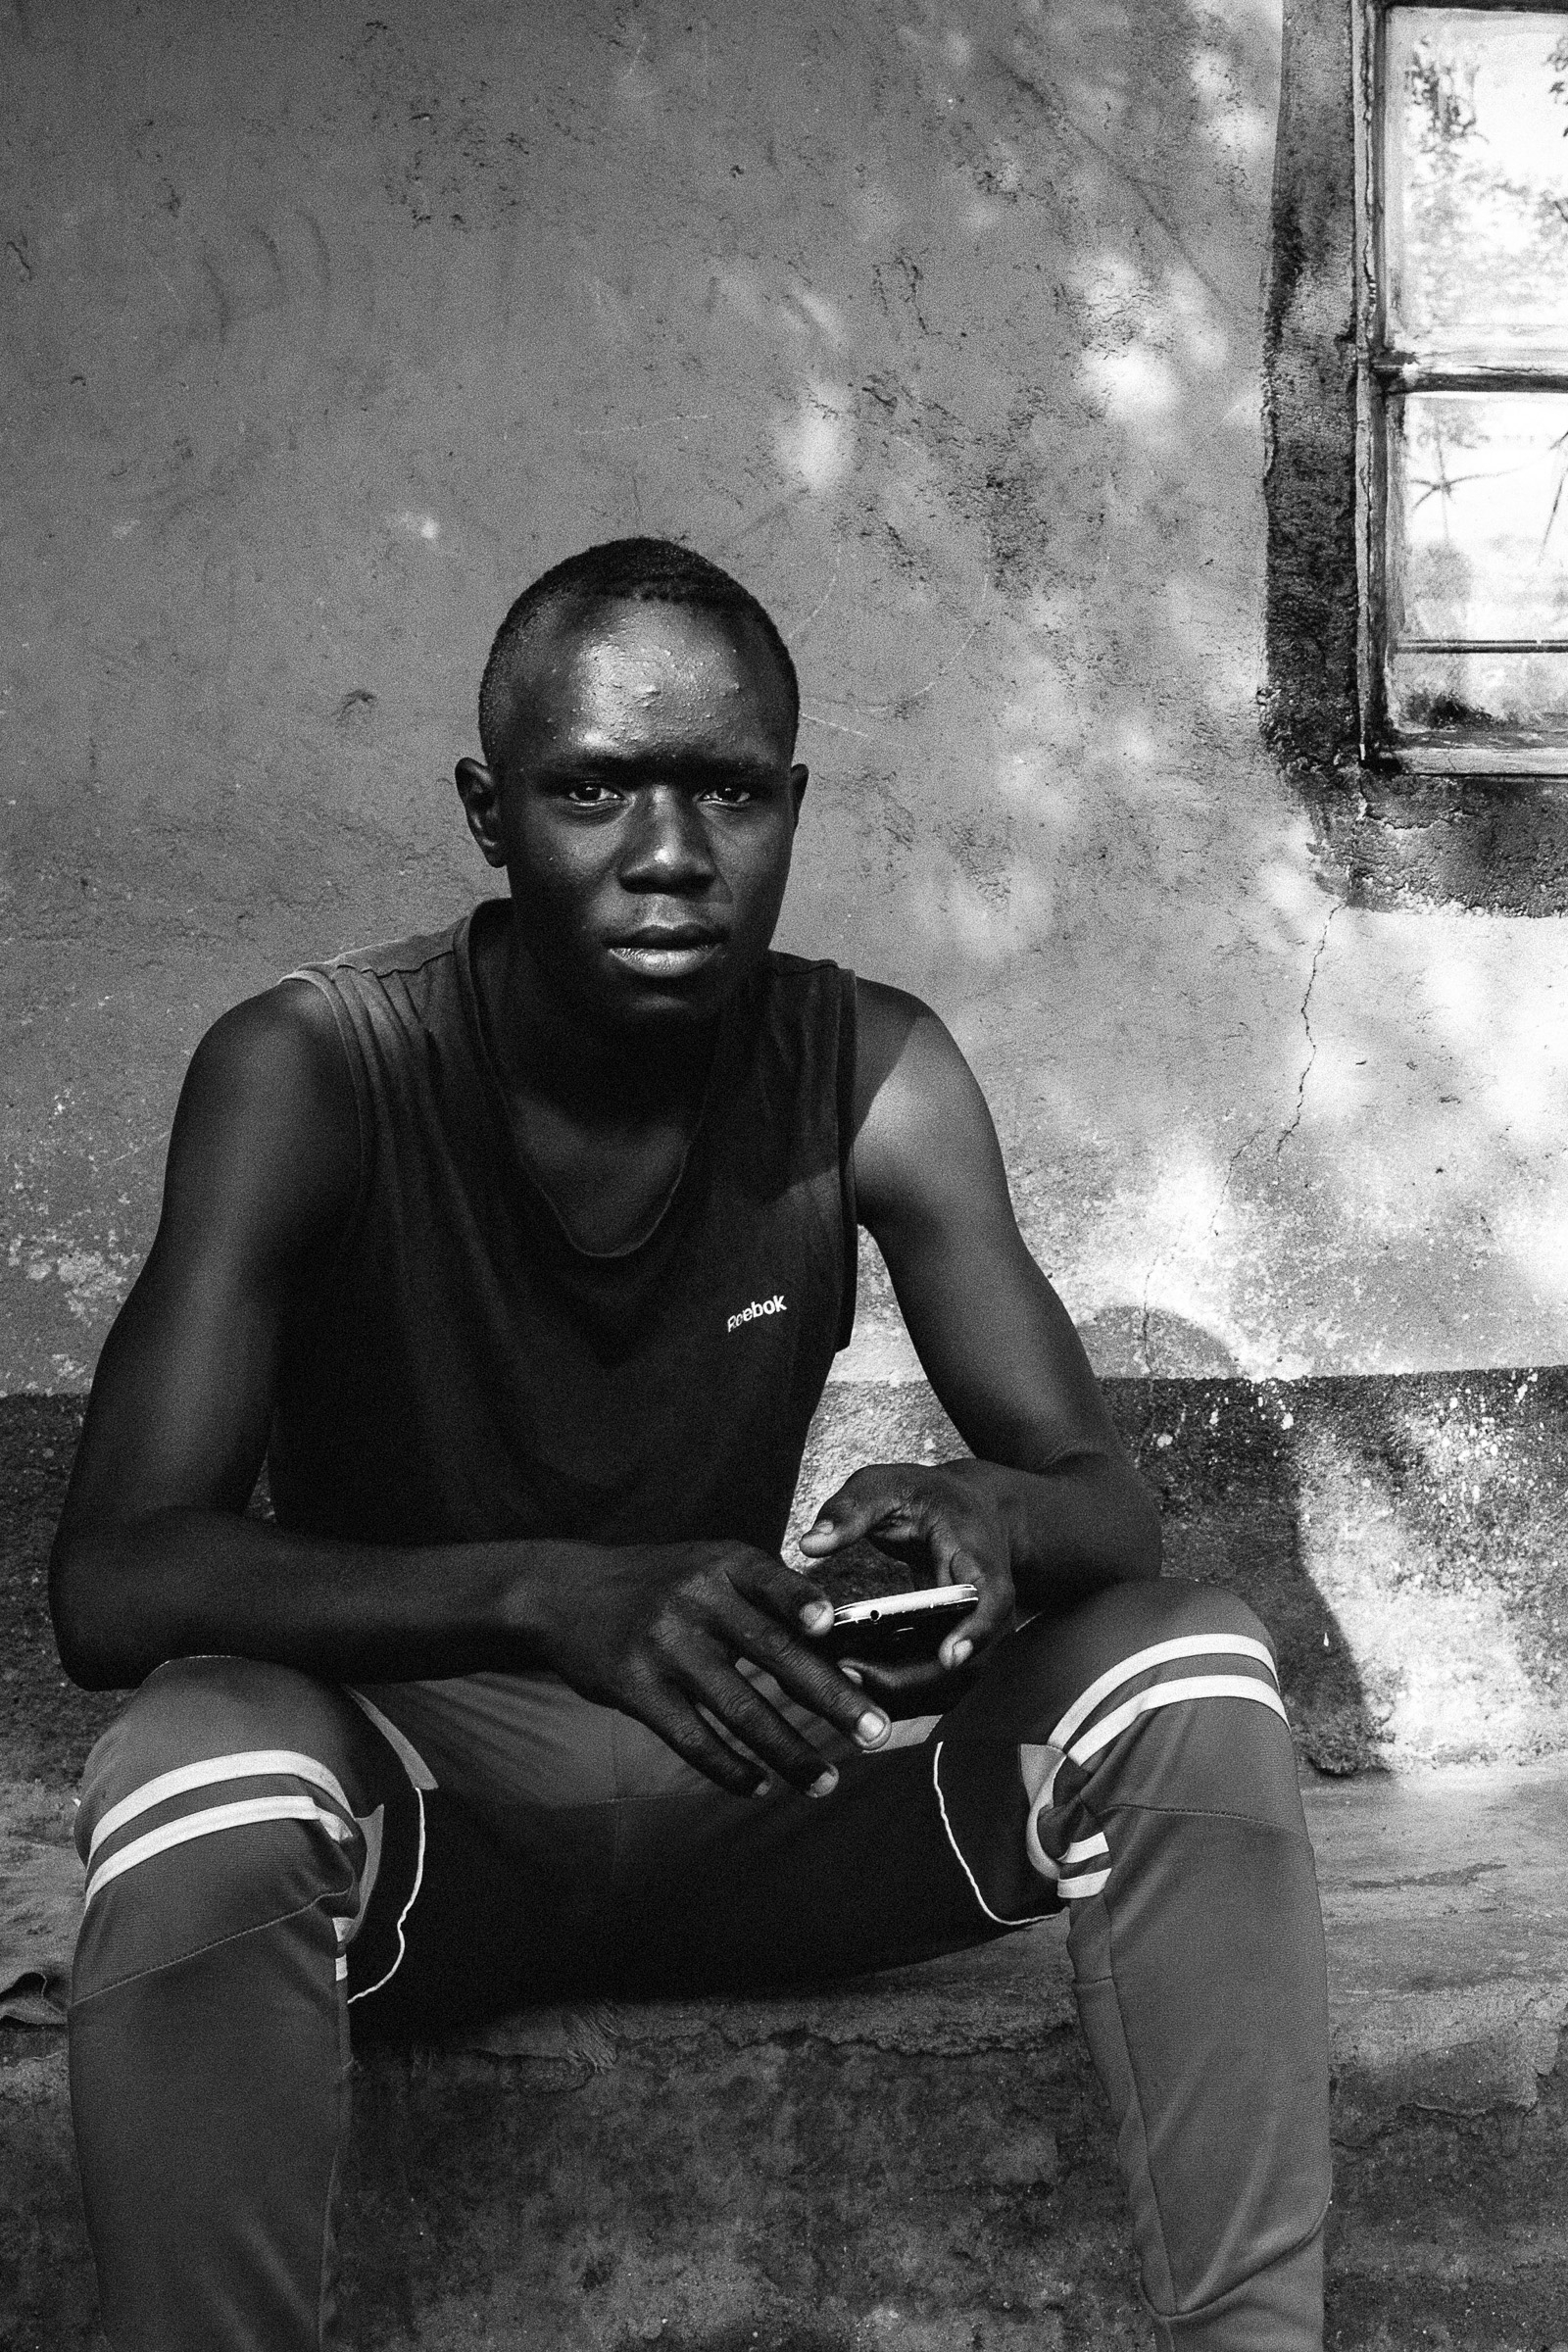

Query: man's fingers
[[796, 1503, 870, 1556], [797, 1465, 915, 1556], [722, 1609, 892, 1753], [706, 1572, 892, 1744], [939, 1561, 1013, 1669], [628, 1679, 773, 1798], [725, 1548, 834, 1635], [689, 1661, 852, 1793], [837, 1649, 980, 1717]]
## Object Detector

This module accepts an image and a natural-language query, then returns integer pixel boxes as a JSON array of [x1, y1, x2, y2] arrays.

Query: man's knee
[[1045, 1573, 1275, 1679], [929, 1577, 1301, 1931], [965, 1576, 1275, 1736], [946, 1575, 1297, 1840], [73, 1656, 377, 1999], [76, 1655, 374, 1845], [1034, 1576, 1298, 1826]]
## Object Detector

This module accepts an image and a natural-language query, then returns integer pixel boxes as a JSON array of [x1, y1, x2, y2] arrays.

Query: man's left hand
[[797, 1460, 1016, 1710]]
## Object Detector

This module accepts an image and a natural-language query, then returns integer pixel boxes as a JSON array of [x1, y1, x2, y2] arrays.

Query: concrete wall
[[5, 0, 1568, 1395]]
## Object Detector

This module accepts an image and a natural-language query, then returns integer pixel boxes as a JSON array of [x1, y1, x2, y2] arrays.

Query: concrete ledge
[[5, 1765, 1568, 2350], [6, 1392, 1568, 2344], [9, 1367, 1568, 1787]]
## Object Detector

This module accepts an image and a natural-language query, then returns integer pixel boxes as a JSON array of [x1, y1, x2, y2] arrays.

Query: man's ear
[[789, 762, 808, 830], [455, 757, 509, 869]]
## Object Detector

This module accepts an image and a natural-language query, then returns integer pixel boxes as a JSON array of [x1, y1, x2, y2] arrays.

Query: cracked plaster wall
[[4, 0, 1568, 1394]]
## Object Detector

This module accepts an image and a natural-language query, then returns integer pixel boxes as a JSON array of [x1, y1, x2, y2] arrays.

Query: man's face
[[466, 599, 807, 1034]]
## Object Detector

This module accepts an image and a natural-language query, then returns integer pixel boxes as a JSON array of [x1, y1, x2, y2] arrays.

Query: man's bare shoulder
[[851, 975, 981, 1124], [850, 976, 1006, 1231], [180, 978, 351, 1143], [165, 978, 359, 1251], [852, 974, 937, 1113], [189, 973, 344, 1079]]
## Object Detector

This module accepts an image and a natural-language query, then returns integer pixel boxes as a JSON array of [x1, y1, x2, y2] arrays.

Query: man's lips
[[607, 929, 727, 979]]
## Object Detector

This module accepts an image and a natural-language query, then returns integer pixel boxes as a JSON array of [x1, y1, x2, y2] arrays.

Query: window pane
[[1390, 390, 1568, 639], [1384, 7, 1568, 353], [1387, 646, 1568, 742], [1386, 390, 1568, 740]]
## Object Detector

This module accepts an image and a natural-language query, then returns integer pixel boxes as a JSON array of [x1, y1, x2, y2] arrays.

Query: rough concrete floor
[[6, 1786, 1568, 2352], [3, 1398, 1568, 2347]]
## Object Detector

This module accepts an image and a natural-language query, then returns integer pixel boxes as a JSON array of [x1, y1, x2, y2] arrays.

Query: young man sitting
[[52, 537, 1330, 2351]]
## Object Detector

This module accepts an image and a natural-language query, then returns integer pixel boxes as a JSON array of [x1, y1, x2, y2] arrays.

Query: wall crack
[[1211, 1124, 1270, 1234], [1275, 906, 1340, 1157]]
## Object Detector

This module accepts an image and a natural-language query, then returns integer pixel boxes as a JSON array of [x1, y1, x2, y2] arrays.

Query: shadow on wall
[[792, 1354, 1382, 1776], [1107, 1360, 1380, 1775], [800, 1352, 1568, 1773], [1106, 1360, 1568, 1769]]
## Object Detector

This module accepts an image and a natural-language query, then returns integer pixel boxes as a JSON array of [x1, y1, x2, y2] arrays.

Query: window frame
[[1355, 0, 1568, 776]]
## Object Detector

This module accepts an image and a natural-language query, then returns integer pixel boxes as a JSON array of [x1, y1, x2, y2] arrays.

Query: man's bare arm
[[49, 979, 515, 1687], [51, 985, 885, 1794], [800, 981, 1159, 1677]]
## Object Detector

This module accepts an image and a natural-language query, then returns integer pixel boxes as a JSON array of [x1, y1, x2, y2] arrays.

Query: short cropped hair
[[477, 536, 800, 771]]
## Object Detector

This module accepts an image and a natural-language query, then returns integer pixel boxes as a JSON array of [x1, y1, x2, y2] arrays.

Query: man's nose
[[620, 786, 716, 890]]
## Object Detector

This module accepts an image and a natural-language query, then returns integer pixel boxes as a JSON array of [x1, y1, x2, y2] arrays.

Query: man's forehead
[[566, 614, 736, 705], [503, 599, 793, 760]]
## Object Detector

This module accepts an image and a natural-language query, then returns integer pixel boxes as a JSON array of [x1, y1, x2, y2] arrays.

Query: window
[[1359, 2, 1568, 772]]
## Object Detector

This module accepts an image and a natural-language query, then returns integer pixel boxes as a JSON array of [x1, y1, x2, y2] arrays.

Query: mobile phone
[[818, 1583, 979, 1666]]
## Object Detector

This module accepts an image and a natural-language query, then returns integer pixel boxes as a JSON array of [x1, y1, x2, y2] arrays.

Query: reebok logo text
[[727, 1294, 787, 1333]]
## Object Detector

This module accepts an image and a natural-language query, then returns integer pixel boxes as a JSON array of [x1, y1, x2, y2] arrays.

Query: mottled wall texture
[[5, 0, 1568, 1396]]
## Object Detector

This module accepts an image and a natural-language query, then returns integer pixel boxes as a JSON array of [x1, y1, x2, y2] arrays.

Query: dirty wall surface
[[5, 0, 1567, 1393]]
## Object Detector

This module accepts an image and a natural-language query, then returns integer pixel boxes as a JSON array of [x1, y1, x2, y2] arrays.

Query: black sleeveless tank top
[[267, 903, 858, 1556]]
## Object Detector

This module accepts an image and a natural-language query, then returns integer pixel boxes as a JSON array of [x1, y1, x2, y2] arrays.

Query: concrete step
[[3, 1762, 1567, 2351], [9, 1368, 1568, 1787], [5, 1391, 1568, 2346]]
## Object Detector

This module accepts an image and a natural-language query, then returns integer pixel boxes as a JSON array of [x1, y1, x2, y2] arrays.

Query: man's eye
[[701, 783, 754, 806], [564, 781, 620, 806]]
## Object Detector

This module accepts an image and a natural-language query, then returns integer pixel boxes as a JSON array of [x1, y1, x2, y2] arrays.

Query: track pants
[[69, 1577, 1330, 2350]]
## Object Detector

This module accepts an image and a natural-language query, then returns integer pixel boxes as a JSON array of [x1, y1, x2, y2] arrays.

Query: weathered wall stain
[[1262, 0, 1360, 783]]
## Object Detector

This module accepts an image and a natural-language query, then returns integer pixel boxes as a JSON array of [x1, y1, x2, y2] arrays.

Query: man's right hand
[[522, 1543, 893, 1798]]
